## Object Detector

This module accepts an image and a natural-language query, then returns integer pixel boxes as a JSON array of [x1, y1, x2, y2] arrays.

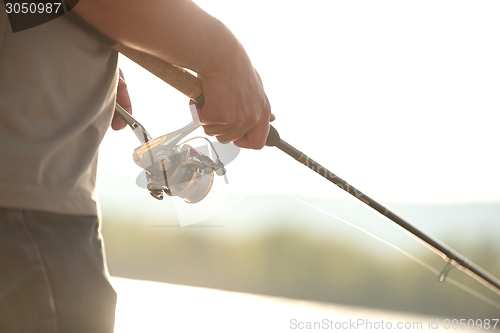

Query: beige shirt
[[0, 7, 118, 215]]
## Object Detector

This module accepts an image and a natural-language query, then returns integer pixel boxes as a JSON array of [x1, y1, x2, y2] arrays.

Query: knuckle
[[220, 112, 234, 124], [248, 134, 266, 150], [202, 126, 215, 136]]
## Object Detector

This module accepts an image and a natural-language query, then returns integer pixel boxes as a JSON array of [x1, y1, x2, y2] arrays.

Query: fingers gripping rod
[[114, 43, 500, 296]]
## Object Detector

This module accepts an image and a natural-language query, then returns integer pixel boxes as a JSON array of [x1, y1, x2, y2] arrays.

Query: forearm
[[75, 0, 273, 150], [73, 0, 247, 78]]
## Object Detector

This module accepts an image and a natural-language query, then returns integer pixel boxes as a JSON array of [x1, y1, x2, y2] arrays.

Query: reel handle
[[113, 43, 205, 106]]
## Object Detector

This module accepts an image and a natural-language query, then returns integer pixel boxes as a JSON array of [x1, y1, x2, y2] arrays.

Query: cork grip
[[113, 43, 205, 106]]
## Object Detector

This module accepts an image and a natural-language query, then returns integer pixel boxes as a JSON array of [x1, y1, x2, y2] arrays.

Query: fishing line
[[286, 193, 500, 311]]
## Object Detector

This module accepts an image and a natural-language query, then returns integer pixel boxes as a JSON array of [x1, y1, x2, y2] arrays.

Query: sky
[[98, 0, 500, 204]]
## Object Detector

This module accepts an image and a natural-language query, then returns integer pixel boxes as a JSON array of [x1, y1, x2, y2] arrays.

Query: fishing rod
[[112, 41, 500, 297]]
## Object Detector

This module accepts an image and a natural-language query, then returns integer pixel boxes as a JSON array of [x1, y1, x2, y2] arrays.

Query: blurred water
[[112, 277, 484, 333]]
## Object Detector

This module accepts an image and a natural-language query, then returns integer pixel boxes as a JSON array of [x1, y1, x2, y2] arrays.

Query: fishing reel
[[116, 103, 226, 203]]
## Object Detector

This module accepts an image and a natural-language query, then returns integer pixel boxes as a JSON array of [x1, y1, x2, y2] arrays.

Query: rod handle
[[112, 43, 205, 106]]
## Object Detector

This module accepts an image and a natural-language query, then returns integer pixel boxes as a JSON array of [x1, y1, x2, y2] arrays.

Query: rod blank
[[266, 125, 500, 297]]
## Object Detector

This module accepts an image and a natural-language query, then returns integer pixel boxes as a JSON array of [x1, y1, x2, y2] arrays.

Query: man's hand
[[197, 63, 275, 149], [111, 69, 132, 130]]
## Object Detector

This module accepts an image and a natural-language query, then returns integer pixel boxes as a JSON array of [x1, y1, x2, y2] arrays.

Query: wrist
[[193, 19, 253, 80], [199, 46, 256, 93]]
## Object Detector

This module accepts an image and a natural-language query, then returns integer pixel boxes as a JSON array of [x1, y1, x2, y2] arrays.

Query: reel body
[[133, 133, 223, 203], [115, 103, 225, 203]]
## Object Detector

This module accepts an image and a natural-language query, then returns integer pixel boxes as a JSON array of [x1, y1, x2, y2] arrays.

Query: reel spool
[[116, 103, 225, 204], [133, 133, 225, 203]]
